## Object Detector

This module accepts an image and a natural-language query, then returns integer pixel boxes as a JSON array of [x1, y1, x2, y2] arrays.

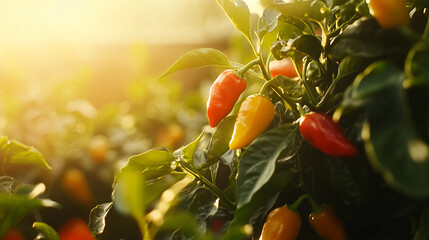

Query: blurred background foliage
[[0, 0, 265, 239]]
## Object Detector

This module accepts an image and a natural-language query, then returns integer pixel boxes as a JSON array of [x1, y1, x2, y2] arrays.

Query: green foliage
[[0, 135, 50, 169]]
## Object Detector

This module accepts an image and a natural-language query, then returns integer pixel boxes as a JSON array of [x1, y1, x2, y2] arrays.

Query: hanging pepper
[[269, 58, 299, 79], [299, 112, 358, 157], [207, 69, 247, 128], [369, 0, 410, 28], [229, 94, 275, 149], [309, 205, 348, 240], [260, 206, 301, 240]]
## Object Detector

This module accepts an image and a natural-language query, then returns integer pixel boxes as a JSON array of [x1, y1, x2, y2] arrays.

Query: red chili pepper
[[207, 70, 247, 128], [299, 112, 358, 157], [309, 205, 348, 240]]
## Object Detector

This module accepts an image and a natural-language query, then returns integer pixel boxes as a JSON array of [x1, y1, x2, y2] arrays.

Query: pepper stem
[[236, 58, 261, 79]]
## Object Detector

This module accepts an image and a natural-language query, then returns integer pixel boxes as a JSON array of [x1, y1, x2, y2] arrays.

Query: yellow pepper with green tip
[[229, 95, 275, 149]]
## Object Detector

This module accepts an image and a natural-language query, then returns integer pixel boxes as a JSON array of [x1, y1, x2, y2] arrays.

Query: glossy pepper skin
[[299, 112, 358, 157], [207, 69, 247, 127], [260, 206, 301, 240], [370, 0, 410, 28], [309, 205, 348, 240], [229, 95, 275, 149], [269, 58, 299, 79]]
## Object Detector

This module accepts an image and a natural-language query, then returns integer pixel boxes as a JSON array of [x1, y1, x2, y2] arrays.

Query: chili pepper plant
[[2, 0, 428, 239], [101, 0, 429, 239]]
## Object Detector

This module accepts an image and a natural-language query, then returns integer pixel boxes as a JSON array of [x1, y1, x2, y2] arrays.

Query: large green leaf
[[356, 62, 429, 197], [158, 48, 232, 78], [270, 0, 329, 23], [215, 0, 252, 43], [329, 17, 414, 60], [0, 136, 50, 169], [236, 124, 299, 208], [32, 222, 60, 240]]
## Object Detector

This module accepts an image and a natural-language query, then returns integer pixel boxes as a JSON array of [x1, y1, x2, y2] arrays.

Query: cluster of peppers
[[204, 0, 411, 238], [259, 195, 348, 240], [206, 67, 358, 157]]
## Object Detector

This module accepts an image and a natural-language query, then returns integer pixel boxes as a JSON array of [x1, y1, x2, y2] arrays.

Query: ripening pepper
[[370, 0, 410, 28], [299, 112, 358, 157], [309, 205, 348, 240], [269, 58, 299, 79], [260, 206, 301, 240], [229, 95, 275, 149], [207, 70, 247, 128]]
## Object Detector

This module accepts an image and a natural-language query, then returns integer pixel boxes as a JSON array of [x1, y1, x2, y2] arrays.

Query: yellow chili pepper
[[370, 0, 410, 28], [229, 95, 275, 149]]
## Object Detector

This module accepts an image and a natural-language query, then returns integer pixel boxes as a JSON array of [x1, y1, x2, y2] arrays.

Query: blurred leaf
[[329, 17, 415, 60], [271, 0, 329, 23], [205, 116, 237, 168], [0, 194, 57, 239], [0, 136, 50, 169], [32, 222, 60, 240], [414, 207, 429, 240], [89, 202, 113, 236], [236, 124, 299, 208], [257, 8, 281, 39], [112, 170, 145, 219], [66, 99, 97, 119], [215, 0, 252, 43], [159, 48, 232, 78], [356, 62, 429, 197], [0, 176, 13, 194], [158, 211, 215, 240], [404, 41, 429, 87]]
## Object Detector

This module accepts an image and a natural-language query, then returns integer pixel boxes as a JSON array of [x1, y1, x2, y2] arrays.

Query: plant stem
[[315, 76, 340, 109], [180, 162, 235, 211], [258, 56, 272, 80], [237, 58, 262, 79], [423, 13, 429, 40], [300, 58, 318, 105]]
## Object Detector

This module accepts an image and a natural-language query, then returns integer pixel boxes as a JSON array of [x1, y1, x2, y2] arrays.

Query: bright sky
[[0, 0, 262, 47]]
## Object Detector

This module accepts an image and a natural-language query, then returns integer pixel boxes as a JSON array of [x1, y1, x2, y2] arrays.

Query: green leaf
[[270, 0, 329, 23], [329, 17, 414, 60], [340, 61, 401, 111], [0, 176, 14, 193], [0, 194, 57, 238], [257, 8, 281, 39], [89, 202, 113, 236], [205, 116, 237, 167], [236, 124, 299, 208], [182, 131, 204, 164], [414, 207, 429, 240], [271, 35, 322, 60], [358, 62, 429, 197], [223, 170, 294, 240], [336, 56, 370, 82], [0, 136, 50, 169], [158, 212, 215, 240], [404, 41, 429, 88], [32, 222, 60, 240], [125, 148, 174, 179], [158, 48, 232, 78], [215, 0, 252, 43]]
